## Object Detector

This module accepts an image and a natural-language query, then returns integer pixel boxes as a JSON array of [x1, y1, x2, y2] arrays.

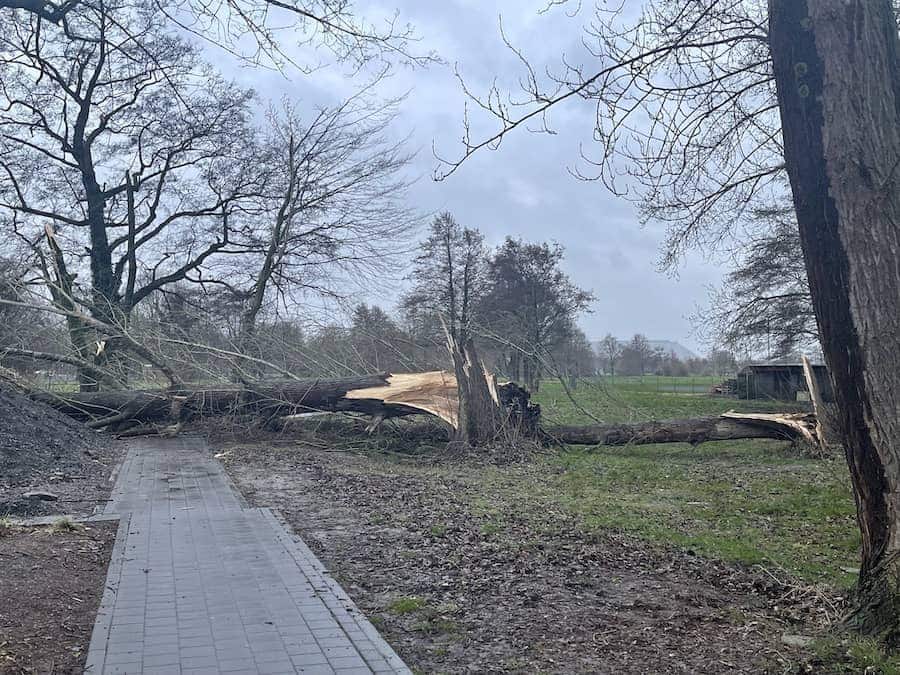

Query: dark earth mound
[[0, 383, 121, 516]]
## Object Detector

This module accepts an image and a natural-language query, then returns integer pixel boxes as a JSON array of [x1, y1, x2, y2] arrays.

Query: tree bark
[[42, 227, 102, 391], [544, 415, 811, 446], [769, 0, 900, 640], [450, 335, 502, 445], [32, 374, 402, 429]]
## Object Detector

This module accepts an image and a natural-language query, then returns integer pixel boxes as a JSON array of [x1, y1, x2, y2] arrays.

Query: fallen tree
[[543, 412, 819, 447], [29, 374, 423, 433], [28, 369, 821, 448], [2, 294, 822, 449]]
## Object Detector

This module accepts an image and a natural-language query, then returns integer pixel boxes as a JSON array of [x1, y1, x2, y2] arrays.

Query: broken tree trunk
[[801, 355, 836, 448], [31, 369, 819, 450], [544, 412, 819, 447], [447, 333, 504, 446]]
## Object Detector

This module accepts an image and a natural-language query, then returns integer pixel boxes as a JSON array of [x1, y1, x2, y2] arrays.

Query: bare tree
[[401, 213, 501, 445], [622, 334, 653, 376], [401, 213, 487, 348], [597, 334, 621, 377], [481, 237, 593, 391], [347, 304, 415, 373], [549, 327, 596, 383], [0, 0, 433, 70], [0, 0, 261, 387], [703, 204, 816, 358], [219, 96, 415, 373], [438, 1, 779, 268]]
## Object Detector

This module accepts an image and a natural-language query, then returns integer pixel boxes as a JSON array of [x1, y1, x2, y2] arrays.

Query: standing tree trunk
[[42, 227, 102, 391], [769, 0, 900, 640], [447, 334, 501, 446]]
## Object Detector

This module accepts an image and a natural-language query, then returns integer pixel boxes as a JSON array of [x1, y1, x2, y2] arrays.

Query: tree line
[[1, 205, 598, 390], [597, 334, 737, 378]]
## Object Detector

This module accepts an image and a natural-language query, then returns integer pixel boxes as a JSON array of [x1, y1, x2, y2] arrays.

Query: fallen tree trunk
[[31, 370, 820, 450], [30, 374, 417, 430], [544, 412, 819, 446]]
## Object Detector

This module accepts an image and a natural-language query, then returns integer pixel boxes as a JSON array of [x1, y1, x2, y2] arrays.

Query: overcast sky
[[217, 0, 730, 354]]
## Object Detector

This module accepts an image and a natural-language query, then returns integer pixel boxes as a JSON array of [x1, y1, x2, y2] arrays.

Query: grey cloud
[[212, 0, 729, 353]]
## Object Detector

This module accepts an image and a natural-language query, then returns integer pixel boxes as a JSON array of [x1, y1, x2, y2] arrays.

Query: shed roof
[[739, 360, 827, 374]]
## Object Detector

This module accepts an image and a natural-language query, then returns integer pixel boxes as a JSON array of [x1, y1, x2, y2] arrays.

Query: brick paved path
[[85, 436, 410, 675]]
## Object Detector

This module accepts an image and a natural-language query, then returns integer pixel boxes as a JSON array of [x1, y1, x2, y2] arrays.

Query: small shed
[[737, 361, 834, 402]]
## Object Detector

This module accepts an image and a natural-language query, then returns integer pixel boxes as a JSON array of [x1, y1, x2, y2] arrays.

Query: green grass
[[811, 635, 900, 673], [548, 441, 857, 586], [500, 379, 857, 587], [0, 517, 16, 537], [534, 376, 806, 425], [480, 521, 505, 536]]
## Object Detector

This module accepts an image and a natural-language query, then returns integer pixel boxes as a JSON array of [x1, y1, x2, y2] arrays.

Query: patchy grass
[[412, 615, 458, 636], [523, 378, 859, 586], [388, 596, 427, 614], [219, 379, 869, 670], [49, 516, 84, 534], [809, 635, 900, 674], [440, 442, 857, 588], [0, 517, 17, 538], [221, 435, 853, 672], [479, 521, 505, 536], [546, 441, 858, 587]]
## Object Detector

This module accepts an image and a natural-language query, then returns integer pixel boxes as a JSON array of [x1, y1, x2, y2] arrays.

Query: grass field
[[548, 442, 857, 586], [528, 376, 858, 588], [534, 375, 808, 424]]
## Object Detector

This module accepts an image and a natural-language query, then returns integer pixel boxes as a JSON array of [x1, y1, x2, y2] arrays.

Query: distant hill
[[646, 340, 698, 361], [592, 338, 698, 361]]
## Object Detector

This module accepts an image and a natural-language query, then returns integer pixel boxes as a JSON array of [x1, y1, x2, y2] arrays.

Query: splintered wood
[[345, 371, 459, 428], [719, 411, 819, 446]]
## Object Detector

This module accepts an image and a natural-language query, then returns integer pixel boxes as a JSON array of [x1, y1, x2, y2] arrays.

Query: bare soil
[[0, 520, 117, 674], [216, 436, 837, 674], [0, 383, 122, 517]]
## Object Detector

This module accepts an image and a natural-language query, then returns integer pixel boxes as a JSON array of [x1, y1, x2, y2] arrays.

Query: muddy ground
[[0, 520, 117, 674], [216, 436, 841, 674], [0, 383, 122, 517]]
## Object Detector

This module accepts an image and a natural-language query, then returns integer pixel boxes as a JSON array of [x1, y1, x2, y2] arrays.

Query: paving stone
[[289, 653, 330, 667], [142, 667, 181, 675], [85, 436, 410, 674], [142, 653, 181, 667], [256, 660, 297, 674], [217, 657, 258, 672], [328, 656, 369, 670], [294, 666, 338, 675]]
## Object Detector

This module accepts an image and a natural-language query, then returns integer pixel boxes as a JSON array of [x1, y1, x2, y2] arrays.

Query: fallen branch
[[0, 347, 117, 388]]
